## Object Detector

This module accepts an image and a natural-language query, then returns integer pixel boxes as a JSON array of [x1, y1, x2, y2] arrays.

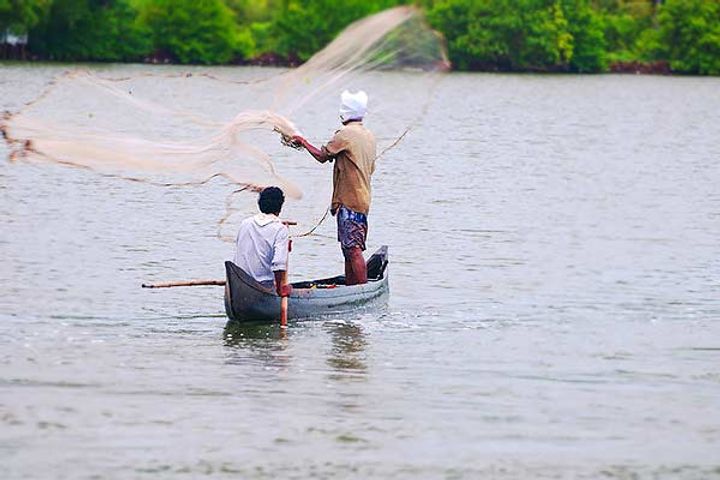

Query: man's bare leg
[[346, 247, 367, 285], [344, 258, 354, 285]]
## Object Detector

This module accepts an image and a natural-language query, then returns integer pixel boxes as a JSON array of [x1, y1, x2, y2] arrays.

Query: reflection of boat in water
[[223, 322, 292, 368], [224, 246, 389, 323]]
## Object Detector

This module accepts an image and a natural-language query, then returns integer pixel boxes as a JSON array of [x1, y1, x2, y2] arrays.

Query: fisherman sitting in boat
[[291, 90, 377, 285], [233, 186, 292, 298]]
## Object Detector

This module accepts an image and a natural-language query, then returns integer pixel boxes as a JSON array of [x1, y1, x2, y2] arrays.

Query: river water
[[1, 64, 719, 479]]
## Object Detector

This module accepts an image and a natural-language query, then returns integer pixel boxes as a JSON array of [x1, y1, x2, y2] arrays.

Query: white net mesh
[[1, 6, 448, 241]]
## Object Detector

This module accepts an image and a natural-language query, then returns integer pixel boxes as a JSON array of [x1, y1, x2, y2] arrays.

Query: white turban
[[339, 90, 368, 122]]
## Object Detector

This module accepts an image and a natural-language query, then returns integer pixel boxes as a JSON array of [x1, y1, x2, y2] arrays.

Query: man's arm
[[274, 270, 292, 297], [292, 135, 332, 163], [272, 228, 292, 297]]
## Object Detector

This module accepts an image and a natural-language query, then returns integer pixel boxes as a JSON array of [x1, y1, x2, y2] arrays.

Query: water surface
[[1, 64, 719, 479]]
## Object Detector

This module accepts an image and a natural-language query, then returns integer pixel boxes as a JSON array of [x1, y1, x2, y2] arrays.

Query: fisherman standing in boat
[[233, 186, 292, 298], [292, 90, 376, 285]]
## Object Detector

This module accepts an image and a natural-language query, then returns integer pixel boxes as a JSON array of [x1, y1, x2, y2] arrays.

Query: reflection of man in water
[[292, 90, 377, 285], [233, 187, 292, 298]]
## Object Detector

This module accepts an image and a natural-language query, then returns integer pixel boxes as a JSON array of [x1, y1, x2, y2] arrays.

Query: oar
[[142, 279, 225, 288], [280, 239, 292, 328], [280, 291, 288, 328], [141, 221, 296, 290]]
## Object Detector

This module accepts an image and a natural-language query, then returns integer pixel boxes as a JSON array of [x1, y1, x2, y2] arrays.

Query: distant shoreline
[[0, 52, 678, 76], [0, 37, 678, 76]]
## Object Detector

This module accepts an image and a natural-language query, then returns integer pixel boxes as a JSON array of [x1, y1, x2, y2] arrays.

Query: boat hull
[[224, 246, 389, 323]]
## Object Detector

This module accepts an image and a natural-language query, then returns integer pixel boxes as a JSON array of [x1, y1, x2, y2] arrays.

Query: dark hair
[[258, 186, 284, 215]]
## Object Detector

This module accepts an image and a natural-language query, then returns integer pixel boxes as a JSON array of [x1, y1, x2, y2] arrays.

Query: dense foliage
[[139, 0, 252, 63], [0, 0, 718, 75], [656, 0, 720, 74], [268, 0, 395, 61], [427, 0, 606, 72], [27, 0, 150, 61], [0, 0, 51, 35]]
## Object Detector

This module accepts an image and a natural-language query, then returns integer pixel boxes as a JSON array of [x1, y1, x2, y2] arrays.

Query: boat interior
[[292, 249, 388, 289]]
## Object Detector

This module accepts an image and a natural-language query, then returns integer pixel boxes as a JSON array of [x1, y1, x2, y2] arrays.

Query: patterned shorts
[[336, 205, 368, 252]]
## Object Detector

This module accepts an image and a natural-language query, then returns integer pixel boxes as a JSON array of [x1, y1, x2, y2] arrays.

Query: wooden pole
[[280, 239, 292, 328], [142, 279, 225, 288], [280, 295, 288, 328]]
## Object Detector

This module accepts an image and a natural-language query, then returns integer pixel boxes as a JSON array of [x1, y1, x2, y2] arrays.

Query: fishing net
[[1, 6, 448, 241]]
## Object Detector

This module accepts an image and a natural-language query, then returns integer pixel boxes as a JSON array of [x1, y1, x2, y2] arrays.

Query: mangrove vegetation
[[1, 0, 719, 74]]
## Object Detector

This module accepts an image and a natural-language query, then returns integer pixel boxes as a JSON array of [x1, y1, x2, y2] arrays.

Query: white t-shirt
[[233, 213, 289, 285]]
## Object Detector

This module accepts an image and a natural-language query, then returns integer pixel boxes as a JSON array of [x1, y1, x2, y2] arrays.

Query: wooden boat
[[224, 246, 389, 323]]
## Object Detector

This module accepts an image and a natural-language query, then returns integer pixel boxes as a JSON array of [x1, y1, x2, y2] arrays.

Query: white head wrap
[[339, 90, 368, 122]]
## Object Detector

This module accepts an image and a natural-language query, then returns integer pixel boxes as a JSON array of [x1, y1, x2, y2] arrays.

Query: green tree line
[[0, 0, 718, 74]]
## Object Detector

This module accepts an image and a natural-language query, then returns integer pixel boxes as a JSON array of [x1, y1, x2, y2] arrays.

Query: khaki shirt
[[323, 122, 376, 215]]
